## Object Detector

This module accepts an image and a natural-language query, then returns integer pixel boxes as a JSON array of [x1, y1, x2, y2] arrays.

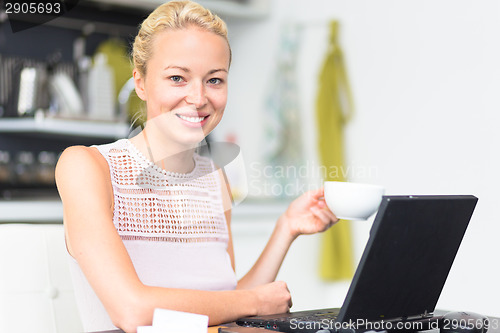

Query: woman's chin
[[175, 133, 208, 149]]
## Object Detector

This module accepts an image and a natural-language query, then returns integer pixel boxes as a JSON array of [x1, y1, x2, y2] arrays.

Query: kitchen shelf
[[0, 117, 130, 139], [86, 0, 270, 19]]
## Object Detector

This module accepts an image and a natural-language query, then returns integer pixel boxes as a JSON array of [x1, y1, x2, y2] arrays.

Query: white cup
[[324, 181, 385, 220]]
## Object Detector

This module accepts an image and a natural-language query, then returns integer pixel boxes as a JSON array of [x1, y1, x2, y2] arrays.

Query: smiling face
[[133, 26, 230, 148]]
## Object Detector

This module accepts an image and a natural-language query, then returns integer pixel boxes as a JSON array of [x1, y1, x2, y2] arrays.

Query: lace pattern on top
[[95, 139, 228, 243]]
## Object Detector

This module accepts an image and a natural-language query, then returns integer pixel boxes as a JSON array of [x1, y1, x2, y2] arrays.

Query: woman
[[55, 1, 338, 332]]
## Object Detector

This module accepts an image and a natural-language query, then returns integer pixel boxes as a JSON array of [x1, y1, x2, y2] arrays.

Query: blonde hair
[[132, 0, 231, 76]]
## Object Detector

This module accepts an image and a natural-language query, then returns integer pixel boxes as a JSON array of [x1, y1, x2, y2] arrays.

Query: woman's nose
[[186, 81, 207, 108]]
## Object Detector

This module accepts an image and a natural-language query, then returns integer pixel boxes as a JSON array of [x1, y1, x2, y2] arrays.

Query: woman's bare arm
[[234, 189, 338, 290], [56, 146, 291, 332]]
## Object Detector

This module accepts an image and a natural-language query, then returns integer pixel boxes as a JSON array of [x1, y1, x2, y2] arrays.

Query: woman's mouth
[[175, 113, 210, 127], [177, 114, 207, 123]]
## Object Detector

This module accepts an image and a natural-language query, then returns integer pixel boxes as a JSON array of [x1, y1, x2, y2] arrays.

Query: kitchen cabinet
[[0, 2, 141, 179], [0, 0, 270, 202], [0, 117, 131, 198]]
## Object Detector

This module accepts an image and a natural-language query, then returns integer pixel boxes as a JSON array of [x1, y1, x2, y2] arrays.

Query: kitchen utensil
[[3, 56, 26, 117], [17, 66, 49, 116], [49, 72, 84, 118], [14, 151, 35, 185], [0, 150, 12, 184], [36, 151, 57, 185]]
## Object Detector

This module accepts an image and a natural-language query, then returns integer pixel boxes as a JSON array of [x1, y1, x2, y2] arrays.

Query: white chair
[[0, 223, 83, 333]]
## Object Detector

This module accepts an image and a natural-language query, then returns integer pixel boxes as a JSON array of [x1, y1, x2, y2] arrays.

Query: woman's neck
[[130, 128, 198, 174]]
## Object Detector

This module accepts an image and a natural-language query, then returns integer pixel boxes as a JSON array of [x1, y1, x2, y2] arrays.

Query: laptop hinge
[[385, 311, 434, 322], [422, 310, 434, 318]]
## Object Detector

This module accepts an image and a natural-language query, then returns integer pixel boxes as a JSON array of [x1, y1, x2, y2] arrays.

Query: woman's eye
[[208, 78, 222, 85], [169, 76, 184, 83]]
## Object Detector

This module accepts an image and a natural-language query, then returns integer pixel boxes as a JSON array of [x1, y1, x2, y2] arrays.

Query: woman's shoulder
[[55, 145, 111, 188], [57, 139, 128, 172], [57, 145, 106, 169], [55, 144, 114, 208]]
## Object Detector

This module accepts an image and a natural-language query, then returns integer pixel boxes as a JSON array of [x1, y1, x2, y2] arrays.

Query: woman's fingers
[[309, 187, 325, 201], [323, 208, 339, 223], [310, 206, 339, 230]]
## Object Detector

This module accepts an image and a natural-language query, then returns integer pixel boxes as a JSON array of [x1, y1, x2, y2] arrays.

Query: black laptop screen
[[337, 195, 478, 323]]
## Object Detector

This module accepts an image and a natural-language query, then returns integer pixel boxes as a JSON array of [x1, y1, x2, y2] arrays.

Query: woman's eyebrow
[[163, 66, 227, 75], [208, 68, 228, 75], [164, 65, 190, 72]]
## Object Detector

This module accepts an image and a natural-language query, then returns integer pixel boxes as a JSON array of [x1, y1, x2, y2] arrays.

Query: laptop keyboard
[[236, 309, 339, 332], [290, 310, 339, 322]]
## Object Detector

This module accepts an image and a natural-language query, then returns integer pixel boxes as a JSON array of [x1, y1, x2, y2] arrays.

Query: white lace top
[[68, 139, 237, 332]]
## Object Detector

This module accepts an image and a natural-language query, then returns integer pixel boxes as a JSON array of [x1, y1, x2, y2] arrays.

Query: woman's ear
[[133, 68, 147, 101]]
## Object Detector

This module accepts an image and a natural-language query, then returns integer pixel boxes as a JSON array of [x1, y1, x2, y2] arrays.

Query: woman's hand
[[278, 188, 339, 240], [250, 281, 293, 316]]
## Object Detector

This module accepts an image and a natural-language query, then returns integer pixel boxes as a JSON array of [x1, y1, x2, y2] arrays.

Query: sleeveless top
[[68, 139, 238, 332]]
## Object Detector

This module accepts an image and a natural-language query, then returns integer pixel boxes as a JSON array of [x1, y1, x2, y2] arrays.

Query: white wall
[[219, 0, 500, 317]]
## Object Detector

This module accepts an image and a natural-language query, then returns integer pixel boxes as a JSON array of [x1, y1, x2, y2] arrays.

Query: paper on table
[[137, 308, 209, 333]]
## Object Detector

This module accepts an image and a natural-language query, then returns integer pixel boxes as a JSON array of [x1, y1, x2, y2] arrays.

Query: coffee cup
[[324, 181, 385, 220]]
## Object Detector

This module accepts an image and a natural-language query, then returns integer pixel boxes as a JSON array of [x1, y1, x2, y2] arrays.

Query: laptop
[[236, 195, 478, 333]]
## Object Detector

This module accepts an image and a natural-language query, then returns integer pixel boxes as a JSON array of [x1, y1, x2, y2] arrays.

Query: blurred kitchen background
[[1, 0, 500, 331]]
